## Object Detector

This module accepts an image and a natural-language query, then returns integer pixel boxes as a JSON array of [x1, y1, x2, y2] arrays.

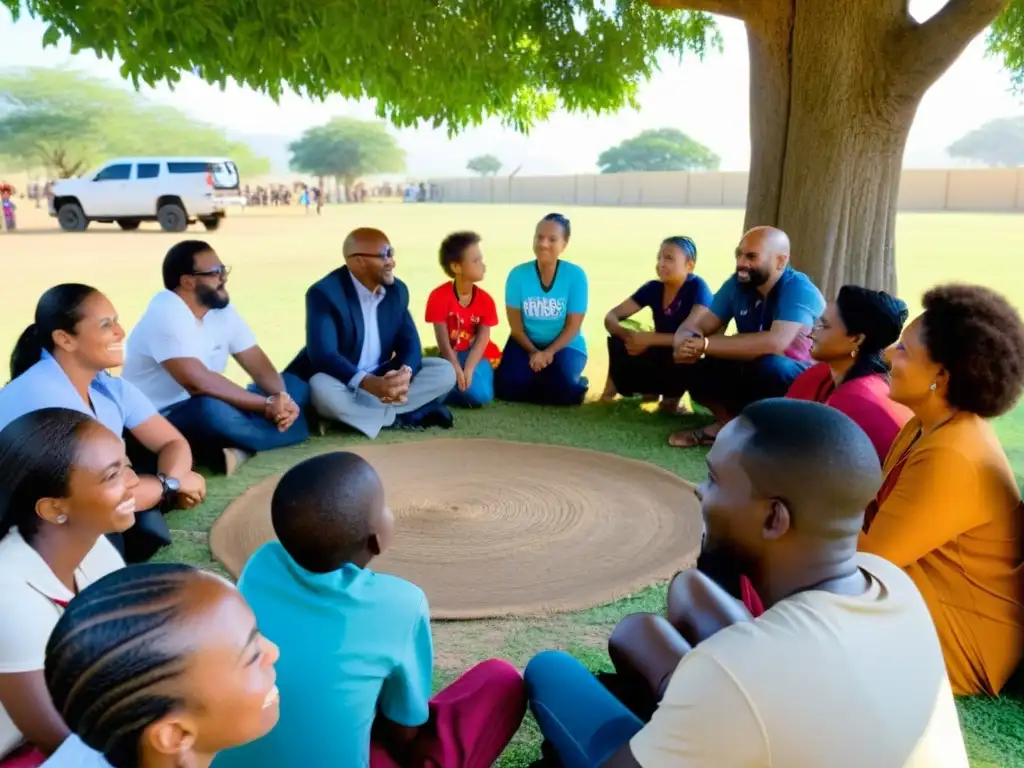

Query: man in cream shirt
[[525, 398, 968, 767]]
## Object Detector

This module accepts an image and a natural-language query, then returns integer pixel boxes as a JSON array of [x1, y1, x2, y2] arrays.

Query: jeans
[[525, 651, 644, 768], [688, 354, 809, 415], [445, 349, 495, 408], [494, 339, 587, 406], [163, 372, 310, 459]]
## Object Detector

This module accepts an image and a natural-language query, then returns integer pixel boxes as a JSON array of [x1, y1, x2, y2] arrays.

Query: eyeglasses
[[191, 265, 230, 278], [349, 245, 395, 261]]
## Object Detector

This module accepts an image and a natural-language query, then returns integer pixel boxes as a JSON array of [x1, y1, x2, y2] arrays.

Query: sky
[[1, 0, 1022, 177]]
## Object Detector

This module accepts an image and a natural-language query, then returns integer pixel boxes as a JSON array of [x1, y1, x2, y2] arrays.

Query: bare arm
[[233, 345, 287, 397], [506, 308, 538, 355], [601, 744, 643, 768], [0, 671, 70, 756], [372, 717, 422, 763], [544, 313, 585, 356], [129, 414, 193, 478], [605, 298, 643, 339], [160, 357, 268, 413], [431, 323, 461, 370], [464, 325, 491, 371], [704, 320, 804, 360], [674, 305, 724, 345]]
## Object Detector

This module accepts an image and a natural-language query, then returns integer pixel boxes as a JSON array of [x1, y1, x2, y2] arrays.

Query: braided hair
[[45, 563, 198, 768]]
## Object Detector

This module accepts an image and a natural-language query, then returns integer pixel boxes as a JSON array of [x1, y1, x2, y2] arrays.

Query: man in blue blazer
[[286, 227, 456, 437]]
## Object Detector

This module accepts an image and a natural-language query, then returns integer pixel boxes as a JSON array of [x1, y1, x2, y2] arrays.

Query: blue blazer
[[286, 266, 423, 383]]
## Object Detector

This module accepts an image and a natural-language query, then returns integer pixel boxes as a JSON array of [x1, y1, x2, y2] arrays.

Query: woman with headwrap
[[787, 285, 912, 462]]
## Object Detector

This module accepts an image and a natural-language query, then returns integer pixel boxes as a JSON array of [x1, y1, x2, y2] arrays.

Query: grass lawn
[[4, 203, 1024, 766]]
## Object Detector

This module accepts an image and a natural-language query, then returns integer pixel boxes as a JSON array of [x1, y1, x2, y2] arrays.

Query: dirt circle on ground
[[209, 439, 702, 619]]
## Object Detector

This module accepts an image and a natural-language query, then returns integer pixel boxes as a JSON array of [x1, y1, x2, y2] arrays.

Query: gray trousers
[[310, 358, 457, 438]]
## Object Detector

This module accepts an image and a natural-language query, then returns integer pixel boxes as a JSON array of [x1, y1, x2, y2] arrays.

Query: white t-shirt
[[0, 530, 124, 758], [630, 553, 969, 768], [122, 290, 258, 411], [42, 735, 111, 767]]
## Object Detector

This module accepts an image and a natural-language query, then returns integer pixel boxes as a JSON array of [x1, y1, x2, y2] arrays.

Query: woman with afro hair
[[860, 284, 1024, 696]]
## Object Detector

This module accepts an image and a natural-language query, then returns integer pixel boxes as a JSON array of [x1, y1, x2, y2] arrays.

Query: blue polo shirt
[[505, 260, 588, 355], [708, 268, 825, 362], [214, 542, 433, 768], [0, 351, 156, 434]]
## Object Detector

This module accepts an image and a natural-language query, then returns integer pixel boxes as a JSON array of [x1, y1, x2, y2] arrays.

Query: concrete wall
[[432, 169, 1024, 212]]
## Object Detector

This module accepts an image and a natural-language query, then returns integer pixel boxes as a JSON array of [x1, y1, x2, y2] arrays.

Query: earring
[[849, 349, 857, 358], [56, 514, 68, 524], [929, 383, 937, 391]]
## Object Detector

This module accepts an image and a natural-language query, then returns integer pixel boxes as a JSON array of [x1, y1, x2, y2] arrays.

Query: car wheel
[[57, 203, 88, 232], [157, 203, 188, 232], [117, 219, 141, 231], [200, 216, 222, 231]]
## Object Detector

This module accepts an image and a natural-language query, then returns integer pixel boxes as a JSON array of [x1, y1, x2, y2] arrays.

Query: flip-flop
[[668, 426, 717, 448]]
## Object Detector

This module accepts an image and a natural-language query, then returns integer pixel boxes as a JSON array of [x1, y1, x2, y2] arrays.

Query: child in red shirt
[[424, 232, 501, 407]]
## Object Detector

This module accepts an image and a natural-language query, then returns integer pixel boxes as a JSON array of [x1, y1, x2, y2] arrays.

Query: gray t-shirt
[[42, 735, 112, 767]]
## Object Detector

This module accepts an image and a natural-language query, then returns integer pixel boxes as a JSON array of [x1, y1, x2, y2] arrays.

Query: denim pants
[[494, 339, 587, 406], [525, 651, 644, 768], [163, 372, 310, 458], [445, 349, 495, 408], [688, 354, 809, 415]]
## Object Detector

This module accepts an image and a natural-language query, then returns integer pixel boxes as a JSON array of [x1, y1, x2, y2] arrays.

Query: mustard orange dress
[[859, 412, 1024, 695]]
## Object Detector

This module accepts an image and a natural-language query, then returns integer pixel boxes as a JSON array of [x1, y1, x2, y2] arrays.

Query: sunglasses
[[349, 244, 395, 261], [191, 265, 230, 278]]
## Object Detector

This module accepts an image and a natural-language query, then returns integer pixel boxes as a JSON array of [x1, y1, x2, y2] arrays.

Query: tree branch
[[894, 0, 1009, 95], [645, 0, 750, 22]]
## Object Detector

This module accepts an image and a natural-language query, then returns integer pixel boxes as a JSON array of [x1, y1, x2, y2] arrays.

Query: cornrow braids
[[45, 563, 198, 768]]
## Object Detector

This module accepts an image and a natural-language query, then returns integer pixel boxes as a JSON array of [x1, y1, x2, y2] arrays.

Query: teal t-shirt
[[505, 260, 588, 355], [213, 543, 433, 768]]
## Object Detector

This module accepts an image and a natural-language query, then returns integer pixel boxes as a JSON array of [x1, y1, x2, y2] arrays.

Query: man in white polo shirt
[[122, 241, 309, 474]]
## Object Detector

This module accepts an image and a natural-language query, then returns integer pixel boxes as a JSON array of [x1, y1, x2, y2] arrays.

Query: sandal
[[668, 426, 717, 448]]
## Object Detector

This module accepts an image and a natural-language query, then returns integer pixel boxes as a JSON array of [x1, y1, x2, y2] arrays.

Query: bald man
[[667, 226, 825, 448], [525, 399, 969, 768], [285, 228, 457, 438]]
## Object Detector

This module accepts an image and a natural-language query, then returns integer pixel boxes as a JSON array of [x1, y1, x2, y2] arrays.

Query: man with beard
[[122, 240, 309, 474], [524, 399, 969, 768], [285, 227, 456, 438], [668, 226, 825, 448]]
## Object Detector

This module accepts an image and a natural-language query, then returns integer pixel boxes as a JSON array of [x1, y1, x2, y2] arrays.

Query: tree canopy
[[0, 68, 270, 177], [598, 128, 720, 173], [287, 118, 405, 183], [467, 154, 503, 176], [948, 115, 1024, 166]]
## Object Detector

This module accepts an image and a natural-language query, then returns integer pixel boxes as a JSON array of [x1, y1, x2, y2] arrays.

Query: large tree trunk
[[650, 0, 1009, 297]]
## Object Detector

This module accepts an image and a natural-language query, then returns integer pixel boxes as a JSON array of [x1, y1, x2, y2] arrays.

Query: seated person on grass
[[494, 213, 589, 406], [860, 284, 1024, 696], [669, 226, 824, 448], [0, 284, 205, 563], [286, 227, 457, 438], [122, 241, 309, 476], [214, 452, 526, 768], [425, 231, 502, 408], [524, 399, 968, 768], [602, 236, 712, 413], [787, 285, 912, 463]]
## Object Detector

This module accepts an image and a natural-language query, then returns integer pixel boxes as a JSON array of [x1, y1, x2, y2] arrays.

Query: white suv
[[49, 156, 242, 232]]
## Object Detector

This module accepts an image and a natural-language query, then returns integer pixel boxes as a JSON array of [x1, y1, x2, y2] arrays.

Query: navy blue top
[[630, 275, 714, 335]]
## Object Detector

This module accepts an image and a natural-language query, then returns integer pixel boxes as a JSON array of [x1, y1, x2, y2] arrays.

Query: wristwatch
[[157, 473, 181, 503]]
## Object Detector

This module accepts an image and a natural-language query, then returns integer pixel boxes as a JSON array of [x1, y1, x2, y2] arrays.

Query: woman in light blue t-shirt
[[495, 213, 589, 405]]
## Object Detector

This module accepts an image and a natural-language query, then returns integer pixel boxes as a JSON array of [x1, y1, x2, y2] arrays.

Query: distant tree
[[288, 118, 406, 189], [948, 116, 1024, 167], [0, 69, 269, 178], [467, 154, 503, 176], [597, 128, 720, 173]]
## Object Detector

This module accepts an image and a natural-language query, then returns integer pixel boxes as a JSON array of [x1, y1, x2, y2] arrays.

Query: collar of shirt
[[38, 350, 113, 405], [0, 528, 80, 604], [349, 271, 386, 305]]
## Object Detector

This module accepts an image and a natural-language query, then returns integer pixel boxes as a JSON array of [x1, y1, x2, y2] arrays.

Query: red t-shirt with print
[[425, 282, 501, 361]]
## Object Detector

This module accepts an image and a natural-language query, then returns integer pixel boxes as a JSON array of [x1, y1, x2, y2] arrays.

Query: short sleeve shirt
[[42, 736, 112, 767], [631, 275, 714, 335], [0, 351, 155, 435], [122, 290, 258, 411], [424, 282, 501, 361], [708, 267, 825, 361], [0, 530, 124, 757], [213, 543, 433, 768], [629, 554, 969, 767], [504, 260, 588, 355]]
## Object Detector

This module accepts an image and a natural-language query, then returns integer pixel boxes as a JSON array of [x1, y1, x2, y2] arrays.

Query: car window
[[167, 162, 209, 174], [210, 162, 239, 190], [137, 163, 160, 179], [93, 164, 132, 182]]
